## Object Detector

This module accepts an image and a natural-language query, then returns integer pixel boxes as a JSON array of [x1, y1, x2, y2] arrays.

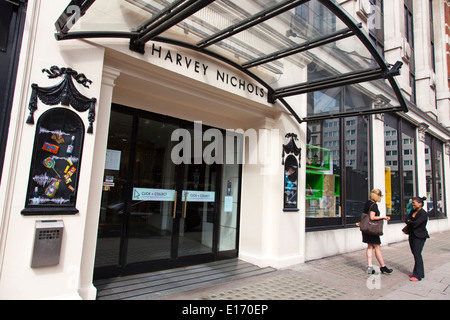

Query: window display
[[306, 116, 369, 227], [305, 145, 340, 218], [282, 133, 301, 212], [306, 118, 341, 222], [22, 108, 84, 215], [284, 155, 299, 210]]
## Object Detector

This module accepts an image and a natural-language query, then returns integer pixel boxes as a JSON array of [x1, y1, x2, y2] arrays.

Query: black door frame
[[94, 104, 239, 279], [0, 0, 27, 182]]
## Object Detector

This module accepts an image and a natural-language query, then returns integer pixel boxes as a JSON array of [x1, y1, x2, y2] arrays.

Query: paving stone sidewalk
[[160, 230, 450, 300]]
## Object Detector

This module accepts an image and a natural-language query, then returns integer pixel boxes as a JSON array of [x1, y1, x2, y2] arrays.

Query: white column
[[416, 123, 428, 206], [78, 66, 121, 300], [239, 115, 304, 269], [372, 113, 386, 217]]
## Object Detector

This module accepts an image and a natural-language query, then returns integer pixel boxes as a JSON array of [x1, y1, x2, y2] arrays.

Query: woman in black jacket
[[405, 196, 430, 281]]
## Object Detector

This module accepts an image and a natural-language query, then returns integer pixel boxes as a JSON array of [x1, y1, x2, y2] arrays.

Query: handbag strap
[[367, 202, 375, 213]]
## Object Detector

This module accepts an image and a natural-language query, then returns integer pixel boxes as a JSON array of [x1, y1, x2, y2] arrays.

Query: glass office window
[[383, 116, 418, 221], [425, 134, 446, 218], [344, 116, 369, 224], [384, 114, 401, 219], [369, 0, 384, 56], [435, 142, 445, 218], [402, 121, 417, 215]]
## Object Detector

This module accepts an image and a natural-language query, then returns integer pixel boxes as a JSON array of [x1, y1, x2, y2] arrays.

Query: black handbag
[[359, 203, 383, 236], [402, 225, 410, 234]]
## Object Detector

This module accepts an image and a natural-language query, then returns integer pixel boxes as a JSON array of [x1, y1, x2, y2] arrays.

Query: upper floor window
[[404, 0, 414, 48], [294, 0, 336, 36], [429, 0, 436, 72], [369, 0, 384, 56]]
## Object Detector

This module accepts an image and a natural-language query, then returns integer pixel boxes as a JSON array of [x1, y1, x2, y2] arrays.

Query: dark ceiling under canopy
[[54, 0, 407, 123]]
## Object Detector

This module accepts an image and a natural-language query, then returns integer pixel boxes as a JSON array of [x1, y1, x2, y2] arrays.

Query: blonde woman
[[362, 189, 393, 274]]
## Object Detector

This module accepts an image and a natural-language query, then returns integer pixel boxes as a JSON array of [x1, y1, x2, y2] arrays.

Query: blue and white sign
[[133, 188, 176, 201], [182, 190, 215, 202]]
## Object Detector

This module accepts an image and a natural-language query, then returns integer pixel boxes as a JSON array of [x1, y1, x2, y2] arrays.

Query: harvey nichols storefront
[[0, 0, 449, 300]]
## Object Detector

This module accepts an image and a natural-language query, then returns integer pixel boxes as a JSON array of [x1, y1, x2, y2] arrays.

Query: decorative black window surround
[[22, 108, 84, 215], [22, 65, 96, 215], [282, 133, 301, 212], [26, 66, 97, 134]]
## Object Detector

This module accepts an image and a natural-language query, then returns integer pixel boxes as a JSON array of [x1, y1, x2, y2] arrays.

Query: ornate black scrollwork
[[27, 66, 97, 133], [282, 133, 301, 165], [282, 133, 301, 212]]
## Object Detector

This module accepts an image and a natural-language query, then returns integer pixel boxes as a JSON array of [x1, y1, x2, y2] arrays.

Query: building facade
[[445, 0, 450, 89], [0, 0, 449, 300]]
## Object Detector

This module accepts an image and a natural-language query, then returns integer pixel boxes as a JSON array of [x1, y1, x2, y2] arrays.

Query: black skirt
[[362, 200, 381, 244], [362, 232, 381, 245]]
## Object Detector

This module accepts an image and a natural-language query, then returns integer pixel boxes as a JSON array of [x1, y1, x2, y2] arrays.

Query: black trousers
[[408, 234, 426, 279]]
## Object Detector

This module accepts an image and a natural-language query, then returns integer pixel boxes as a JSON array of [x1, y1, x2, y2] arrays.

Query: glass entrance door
[[94, 105, 225, 279], [177, 163, 218, 258], [125, 115, 179, 268]]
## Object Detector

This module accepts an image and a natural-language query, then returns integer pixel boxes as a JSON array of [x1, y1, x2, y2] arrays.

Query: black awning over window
[[54, 0, 407, 123]]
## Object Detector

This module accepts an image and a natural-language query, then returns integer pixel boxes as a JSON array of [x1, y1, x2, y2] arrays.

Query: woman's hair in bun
[[413, 196, 427, 205], [369, 188, 383, 202]]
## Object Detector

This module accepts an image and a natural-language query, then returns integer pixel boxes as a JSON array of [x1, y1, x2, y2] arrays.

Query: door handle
[[172, 191, 177, 219], [183, 191, 188, 219]]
